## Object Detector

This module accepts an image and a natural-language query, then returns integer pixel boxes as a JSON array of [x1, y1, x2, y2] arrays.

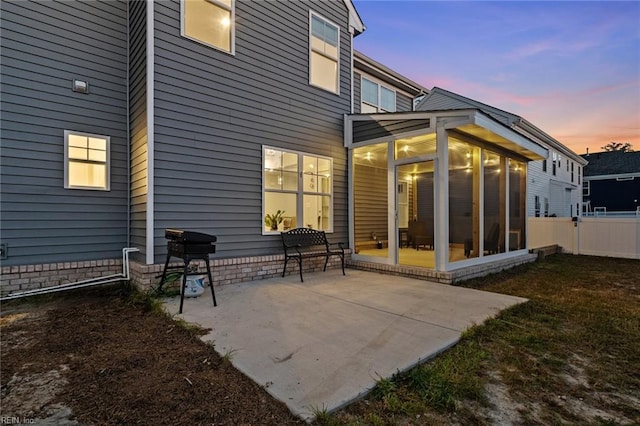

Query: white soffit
[[453, 112, 548, 161]]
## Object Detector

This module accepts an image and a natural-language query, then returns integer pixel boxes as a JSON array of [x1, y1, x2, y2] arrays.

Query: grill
[[158, 228, 217, 313]]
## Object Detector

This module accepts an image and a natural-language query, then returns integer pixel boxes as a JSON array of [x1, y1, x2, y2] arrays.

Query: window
[[566, 159, 569, 172], [571, 162, 574, 183], [578, 166, 581, 185], [361, 77, 396, 112], [534, 195, 541, 217], [583, 180, 590, 197], [263, 147, 332, 233], [182, 0, 234, 54], [552, 160, 557, 176], [310, 12, 339, 94], [64, 131, 110, 190], [542, 159, 547, 172], [544, 197, 549, 217]]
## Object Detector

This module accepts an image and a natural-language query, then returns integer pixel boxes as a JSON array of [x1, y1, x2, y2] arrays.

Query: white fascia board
[[584, 172, 640, 181], [473, 112, 548, 160], [342, 0, 365, 33]]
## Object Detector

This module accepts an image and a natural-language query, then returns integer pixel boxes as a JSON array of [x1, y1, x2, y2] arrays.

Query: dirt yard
[[0, 286, 304, 425]]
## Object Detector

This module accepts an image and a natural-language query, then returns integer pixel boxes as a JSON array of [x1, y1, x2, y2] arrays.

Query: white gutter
[[0, 248, 140, 301]]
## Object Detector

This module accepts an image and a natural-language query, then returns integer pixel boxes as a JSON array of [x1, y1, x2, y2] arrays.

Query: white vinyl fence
[[528, 217, 640, 260]]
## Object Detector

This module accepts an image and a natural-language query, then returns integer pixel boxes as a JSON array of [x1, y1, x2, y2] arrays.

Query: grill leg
[[178, 260, 189, 314], [157, 254, 172, 291], [205, 258, 217, 307]]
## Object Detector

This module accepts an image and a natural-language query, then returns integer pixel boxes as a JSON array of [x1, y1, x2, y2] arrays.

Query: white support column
[[435, 122, 449, 271], [387, 142, 397, 258], [348, 146, 355, 256]]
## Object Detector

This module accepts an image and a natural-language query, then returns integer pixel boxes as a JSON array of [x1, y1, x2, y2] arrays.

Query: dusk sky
[[352, 1, 640, 155]]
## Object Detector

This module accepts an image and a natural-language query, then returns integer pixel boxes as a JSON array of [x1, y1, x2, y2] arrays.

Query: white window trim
[[262, 145, 334, 235], [180, 0, 236, 55], [360, 75, 397, 112], [64, 130, 110, 191], [309, 11, 340, 95]]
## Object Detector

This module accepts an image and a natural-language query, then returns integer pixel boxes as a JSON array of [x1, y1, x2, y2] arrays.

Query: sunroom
[[345, 109, 547, 275]]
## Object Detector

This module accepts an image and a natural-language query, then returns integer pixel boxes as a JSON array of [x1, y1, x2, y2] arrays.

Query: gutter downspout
[[0, 248, 139, 301], [349, 27, 355, 114], [126, 0, 131, 248], [145, 0, 155, 265]]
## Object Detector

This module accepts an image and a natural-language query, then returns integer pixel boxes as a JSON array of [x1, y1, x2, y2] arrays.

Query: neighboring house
[[1, 0, 549, 297], [581, 150, 640, 214], [416, 87, 587, 218], [353, 50, 428, 114]]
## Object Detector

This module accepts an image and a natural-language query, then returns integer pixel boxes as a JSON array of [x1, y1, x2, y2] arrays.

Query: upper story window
[[310, 12, 339, 94], [542, 159, 547, 172], [64, 131, 110, 190], [361, 77, 396, 113], [578, 166, 581, 185], [182, 0, 235, 54], [571, 162, 574, 182]]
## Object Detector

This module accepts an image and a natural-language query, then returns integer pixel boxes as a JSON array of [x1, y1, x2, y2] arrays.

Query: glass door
[[397, 161, 435, 268]]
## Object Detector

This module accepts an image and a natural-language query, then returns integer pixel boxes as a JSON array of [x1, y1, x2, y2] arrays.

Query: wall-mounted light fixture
[[72, 79, 89, 94]]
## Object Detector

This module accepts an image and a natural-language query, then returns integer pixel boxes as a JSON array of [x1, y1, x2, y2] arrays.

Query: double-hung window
[[64, 130, 110, 190], [263, 147, 333, 233], [310, 12, 339, 94], [361, 77, 396, 113], [182, 0, 234, 54]]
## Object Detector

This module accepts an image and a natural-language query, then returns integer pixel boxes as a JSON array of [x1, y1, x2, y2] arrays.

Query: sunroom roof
[[346, 109, 547, 161]]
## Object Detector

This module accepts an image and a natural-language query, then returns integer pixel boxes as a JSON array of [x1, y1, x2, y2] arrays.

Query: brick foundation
[[349, 252, 537, 284], [0, 259, 123, 297], [129, 251, 352, 291]]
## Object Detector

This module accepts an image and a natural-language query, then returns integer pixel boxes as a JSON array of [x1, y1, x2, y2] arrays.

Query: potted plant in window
[[264, 210, 285, 231]]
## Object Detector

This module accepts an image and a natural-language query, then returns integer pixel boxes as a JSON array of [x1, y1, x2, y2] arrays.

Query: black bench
[[281, 228, 345, 282]]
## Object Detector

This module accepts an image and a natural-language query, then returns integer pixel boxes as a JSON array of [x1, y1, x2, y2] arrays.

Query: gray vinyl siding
[[129, 0, 148, 260], [353, 119, 431, 143], [353, 71, 362, 113], [354, 164, 388, 244], [150, 0, 352, 262], [396, 92, 412, 112], [0, 0, 129, 266]]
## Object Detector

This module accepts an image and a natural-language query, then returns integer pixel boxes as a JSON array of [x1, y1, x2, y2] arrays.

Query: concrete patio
[[163, 269, 527, 420]]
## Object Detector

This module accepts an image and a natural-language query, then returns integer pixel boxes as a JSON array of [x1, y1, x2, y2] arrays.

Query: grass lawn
[[325, 254, 640, 425]]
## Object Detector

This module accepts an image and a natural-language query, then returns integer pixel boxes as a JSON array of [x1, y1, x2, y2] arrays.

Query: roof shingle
[[581, 150, 640, 176]]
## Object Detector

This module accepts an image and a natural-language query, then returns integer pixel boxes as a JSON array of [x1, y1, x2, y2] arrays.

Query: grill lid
[[165, 228, 217, 244]]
